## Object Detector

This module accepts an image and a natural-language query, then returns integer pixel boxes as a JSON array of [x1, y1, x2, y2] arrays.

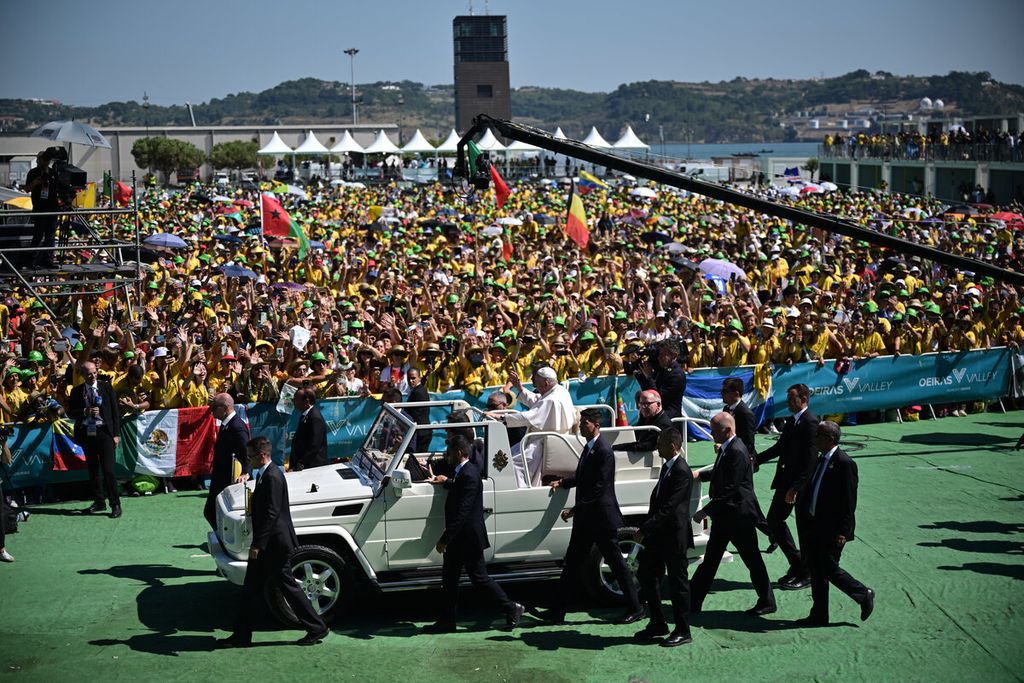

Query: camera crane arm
[[456, 115, 1024, 288]]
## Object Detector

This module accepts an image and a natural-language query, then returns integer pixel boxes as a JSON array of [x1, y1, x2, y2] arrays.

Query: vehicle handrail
[[671, 416, 713, 461], [516, 431, 587, 488], [575, 403, 616, 423]]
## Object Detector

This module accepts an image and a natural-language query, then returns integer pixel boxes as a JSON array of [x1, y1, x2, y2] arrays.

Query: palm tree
[[802, 157, 820, 182]]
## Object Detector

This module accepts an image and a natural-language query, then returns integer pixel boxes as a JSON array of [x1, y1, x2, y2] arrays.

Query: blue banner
[[770, 349, 1011, 417]]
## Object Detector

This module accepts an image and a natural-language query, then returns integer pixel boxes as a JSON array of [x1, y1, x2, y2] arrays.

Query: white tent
[[293, 131, 329, 154], [435, 129, 461, 153], [553, 127, 568, 140], [363, 130, 400, 154], [506, 139, 541, 154], [257, 131, 293, 155], [613, 125, 649, 151], [476, 128, 506, 152], [582, 126, 612, 148], [330, 130, 364, 154], [402, 129, 436, 153]]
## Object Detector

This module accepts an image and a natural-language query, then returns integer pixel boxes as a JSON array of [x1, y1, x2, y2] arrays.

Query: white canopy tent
[[257, 131, 293, 155], [435, 129, 461, 153], [581, 126, 612, 148], [553, 127, 568, 140], [363, 130, 401, 154], [401, 129, 436, 153], [506, 139, 540, 154], [612, 125, 649, 151], [293, 131, 329, 154], [476, 128, 506, 152], [330, 130, 365, 154]]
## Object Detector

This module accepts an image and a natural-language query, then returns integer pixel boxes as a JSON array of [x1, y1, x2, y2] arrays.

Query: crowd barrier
[[1, 348, 1012, 491]]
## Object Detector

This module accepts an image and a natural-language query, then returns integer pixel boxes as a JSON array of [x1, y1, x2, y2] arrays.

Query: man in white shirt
[[486, 366, 575, 487]]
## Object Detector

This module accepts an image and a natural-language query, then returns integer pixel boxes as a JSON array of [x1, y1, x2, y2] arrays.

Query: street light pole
[[344, 48, 359, 126]]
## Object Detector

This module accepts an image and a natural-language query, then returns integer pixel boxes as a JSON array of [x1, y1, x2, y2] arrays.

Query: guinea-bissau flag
[[261, 193, 292, 237], [126, 406, 222, 478], [564, 182, 590, 249]]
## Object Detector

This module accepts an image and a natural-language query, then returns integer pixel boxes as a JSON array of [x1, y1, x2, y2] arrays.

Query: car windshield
[[351, 407, 412, 484]]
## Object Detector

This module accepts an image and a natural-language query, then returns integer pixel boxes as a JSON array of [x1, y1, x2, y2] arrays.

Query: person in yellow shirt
[[850, 318, 887, 359], [686, 324, 715, 369], [457, 342, 497, 397], [717, 320, 749, 367], [747, 321, 782, 365], [180, 360, 212, 407], [0, 369, 28, 422]]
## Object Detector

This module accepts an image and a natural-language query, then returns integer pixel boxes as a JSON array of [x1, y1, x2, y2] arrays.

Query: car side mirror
[[390, 468, 412, 495]]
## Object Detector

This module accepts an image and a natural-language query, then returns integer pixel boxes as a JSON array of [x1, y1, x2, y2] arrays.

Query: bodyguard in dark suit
[[219, 437, 329, 647], [532, 409, 643, 624], [756, 383, 819, 589], [69, 362, 123, 518], [290, 388, 328, 472], [204, 393, 251, 530], [634, 428, 694, 646], [404, 369, 434, 453], [721, 377, 773, 546], [423, 435, 523, 633], [795, 421, 874, 626], [691, 412, 776, 616], [613, 390, 674, 452]]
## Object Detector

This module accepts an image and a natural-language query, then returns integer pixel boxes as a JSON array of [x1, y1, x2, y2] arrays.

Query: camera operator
[[23, 149, 62, 269], [633, 338, 687, 420]]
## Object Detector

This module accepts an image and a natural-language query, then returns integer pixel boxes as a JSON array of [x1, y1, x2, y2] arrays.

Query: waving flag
[[51, 419, 87, 471], [490, 164, 510, 208], [261, 193, 292, 237], [615, 391, 629, 427], [680, 370, 773, 441], [126, 406, 222, 477], [577, 170, 608, 195], [564, 182, 590, 249]]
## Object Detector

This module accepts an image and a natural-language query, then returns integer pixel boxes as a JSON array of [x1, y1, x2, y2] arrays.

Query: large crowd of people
[[1, 171, 1022, 427], [822, 128, 1023, 163]]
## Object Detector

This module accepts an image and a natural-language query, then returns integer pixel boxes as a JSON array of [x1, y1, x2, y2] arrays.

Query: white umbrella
[[630, 187, 658, 198], [30, 120, 110, 149], [481, 225, 504, 237], [819, 181, 839, 192], [778, 185, 801, 197], [496, 217, 523, 225]]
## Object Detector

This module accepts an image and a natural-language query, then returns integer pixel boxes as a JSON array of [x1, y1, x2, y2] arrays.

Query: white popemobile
[[208, 399, 719, 625]]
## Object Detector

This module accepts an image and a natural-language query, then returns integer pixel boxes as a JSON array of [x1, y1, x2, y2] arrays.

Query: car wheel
[[265, 545, 347, 627], [583, 526, 642, 606]]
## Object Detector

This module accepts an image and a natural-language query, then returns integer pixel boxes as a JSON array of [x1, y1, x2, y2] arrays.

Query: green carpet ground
[[1, 412, 1022, 682]]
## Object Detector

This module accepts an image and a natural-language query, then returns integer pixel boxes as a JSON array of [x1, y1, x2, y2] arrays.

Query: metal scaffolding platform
[[0, 194, 143, 320]]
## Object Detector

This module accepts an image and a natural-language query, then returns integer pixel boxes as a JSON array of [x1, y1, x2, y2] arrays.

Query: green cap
[[124, 350, 136, 359], [553, 316, 566, 326], [490, 341, 507, 352], [447, 294, 459, 304], [310, 351, 327, 361], [147, 281, 159, 290], [613, 310, 628, 321], [862, 301, 879, 313], [728, 319, 743, 331], [302, 301, 314, 309], [28, 350, 44, 362]]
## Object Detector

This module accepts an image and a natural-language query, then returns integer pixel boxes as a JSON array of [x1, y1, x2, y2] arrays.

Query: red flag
[[564, 182, 590, 249], [501, 233, 513, 262], [172, 406, 221, 477], [261, 193, 292, 237], [113, 181, 133, 207], [615, 391, 628, 427], [489, 163, 510, 209]]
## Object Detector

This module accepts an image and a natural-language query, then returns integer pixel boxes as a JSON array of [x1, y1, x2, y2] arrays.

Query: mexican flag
[[126, 406, 220, 477]]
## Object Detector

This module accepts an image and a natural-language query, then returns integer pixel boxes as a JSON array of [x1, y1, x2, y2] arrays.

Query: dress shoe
[[764, 542, 779, 554], [745, 602, 777, 616], [860, 588, 875, 622], [776, 571, 795, 585], [780, 575, 811, 591], [527, 607, 565, 624], [216, 635, 252, 648], [296, 628, 329, 646], [110, 506, 123, 519], [82, 503, 106, 515], [0, 550, 14, 563], [661, 630, 693, 647], [504, 602, 525, 629], [421, 621, 457, 634], [615, 609, 646, 625], [795, 615, 828, 627], [634, 622, 669, 641]]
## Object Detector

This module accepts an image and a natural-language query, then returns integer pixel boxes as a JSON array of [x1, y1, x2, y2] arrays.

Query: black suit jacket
[[796, 448, 858, 542], [701, 438, 760, 524], [403, 384, 430, 424], [640, 455, 695, 551], [561, 434, 623, 536], [250, 464, 299, 559], [68, 380, 121, 440], [440, 460, 489, 551], [756, 409, 819, 492], [637, 361, 687, 419], [290, 405, 328, 471], [613, 409, 674, 452], [724, 400, 757, 461], [210, 413, 250, 493]]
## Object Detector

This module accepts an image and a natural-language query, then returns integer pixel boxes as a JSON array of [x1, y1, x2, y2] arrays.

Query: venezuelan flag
[[52, 418, 87, 471], [577, 170, 608, 195]]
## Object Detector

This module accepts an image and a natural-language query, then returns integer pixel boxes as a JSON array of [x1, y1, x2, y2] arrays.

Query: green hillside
[[3, 70, 1022, 144]]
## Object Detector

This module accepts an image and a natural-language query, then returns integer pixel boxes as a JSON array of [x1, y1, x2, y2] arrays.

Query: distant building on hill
[[453, 14, 511, 133]]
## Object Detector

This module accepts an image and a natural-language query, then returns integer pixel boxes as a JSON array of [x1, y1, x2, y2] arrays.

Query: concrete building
[[452, 15, 511, 133]]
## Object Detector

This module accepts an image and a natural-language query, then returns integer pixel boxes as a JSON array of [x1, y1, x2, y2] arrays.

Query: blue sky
[[4, 0, 1022, 106]]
